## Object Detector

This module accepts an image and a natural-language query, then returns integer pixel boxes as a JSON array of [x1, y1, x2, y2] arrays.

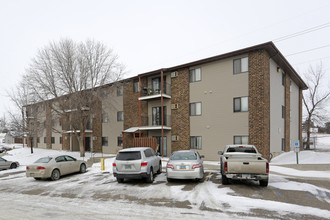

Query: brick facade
[[92, 98, 102, 152], [171, 68, 190, 151], [248, 49, 271, 159], [285, 74, 291, 151], [46, 102, 52, 149]]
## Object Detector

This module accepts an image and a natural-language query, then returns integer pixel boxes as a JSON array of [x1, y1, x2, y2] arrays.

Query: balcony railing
[[140, 115, 172, 127], [140, 82, 171, 98]]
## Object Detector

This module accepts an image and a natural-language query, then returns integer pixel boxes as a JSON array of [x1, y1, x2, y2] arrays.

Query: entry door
[[154, 136, 167, 156], [85, 137, 91, 152]]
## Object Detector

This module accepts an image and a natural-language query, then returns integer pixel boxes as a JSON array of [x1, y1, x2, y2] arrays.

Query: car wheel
[[51, 169, 61, 181], [259, 179, 268, 187], [80, 163, 87, 173], [221, 174, 229, 185], [117, 177, 124, 183], [167, 177, 172, 182], [10, 163, 17, 169], [146, 167, 154, 183], [157, 162, 162, 174]]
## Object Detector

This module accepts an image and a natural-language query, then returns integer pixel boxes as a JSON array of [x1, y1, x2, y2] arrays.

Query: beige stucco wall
[[270, 59, 285, 153], [190, 55, 249, 160], [290, 81, 300, 149], [102, 85, 124, 154]]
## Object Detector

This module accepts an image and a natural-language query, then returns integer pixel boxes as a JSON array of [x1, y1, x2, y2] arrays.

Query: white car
[[0, 157, 19, 170], [26, 155, 87, 181], [113, 147, 162, 183], [166, 150, 204, 181]]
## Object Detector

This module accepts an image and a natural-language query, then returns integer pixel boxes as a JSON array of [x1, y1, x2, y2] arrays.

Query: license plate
[[179, 165, 186, 170], [125, 165, 132, 169], [242, 174, 250, 179], [30, 173, 35, 177]]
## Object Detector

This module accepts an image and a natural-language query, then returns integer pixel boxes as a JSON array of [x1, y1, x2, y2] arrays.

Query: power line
[[292, 56, 330, 66], [273, 22, 330, 43], [285, 45, 330, 57]]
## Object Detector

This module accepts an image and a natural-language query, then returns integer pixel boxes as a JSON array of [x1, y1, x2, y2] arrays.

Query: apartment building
[[26, 42, 307, 160]]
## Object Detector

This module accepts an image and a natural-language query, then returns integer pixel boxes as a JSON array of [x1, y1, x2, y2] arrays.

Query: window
[[190, 68, 201, 82], [117, 111, 124, 121], [190, 136, 202, 149], [152, 76, 166, 94], [133, 81, 139, 93], [234, 136, 249, 144], [233, 57, 248, 74], [282, 73, 285, 86], [282, 105, 285, 119], [102, 137, 108, 146], [281, 138, 285, 151], [152, 106, 167, 125], [60, 137, 62, 144], [117, 136, 123, 147], [190, 102, 202, 116], [234, 97, 248, 112], [102, 113, 108, 123], [44, 137, 47, 144], [144, 149, 153, 157], [37, 137, 40, 143], [117, 86, 123, 96], [51, 137, 55, 144]]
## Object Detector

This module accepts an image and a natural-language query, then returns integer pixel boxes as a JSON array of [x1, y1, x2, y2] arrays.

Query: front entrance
[[154, 136, 167, 156], [85, 137, 91, 152]]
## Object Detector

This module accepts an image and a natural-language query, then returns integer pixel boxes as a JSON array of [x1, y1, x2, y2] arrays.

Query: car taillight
[[112, 163, 116, 167], [26, 166, 29, 170], [37, 166, 45, 170], [141, 162, 148, 166], [167, 164, 174, 169], [266, 162, 269, 173], [224, 161, 228, 173], [192, 164, 201, 169]]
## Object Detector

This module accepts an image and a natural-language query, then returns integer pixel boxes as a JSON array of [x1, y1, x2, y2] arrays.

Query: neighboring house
[[0, 133, 5, 143], [25, 42, 307, 160], [2, 132, 23, 144]]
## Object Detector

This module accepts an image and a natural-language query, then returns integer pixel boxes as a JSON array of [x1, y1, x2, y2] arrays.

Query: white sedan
[[26, 155, 87, 181], [0, 157, 19, 170]]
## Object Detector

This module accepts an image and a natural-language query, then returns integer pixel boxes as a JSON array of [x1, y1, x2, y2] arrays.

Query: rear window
[[226, 147, 256, 153], [34, 157, 52, 163], [116, 151, 141, 160], [170, 152, 197, 160]]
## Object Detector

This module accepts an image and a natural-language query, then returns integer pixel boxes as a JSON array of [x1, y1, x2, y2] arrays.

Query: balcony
[[138, 82, 171, 101], [139, 115, 171, 130]]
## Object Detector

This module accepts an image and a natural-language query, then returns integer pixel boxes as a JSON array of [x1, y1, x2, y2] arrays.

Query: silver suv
[[113, 147, 162, 183]]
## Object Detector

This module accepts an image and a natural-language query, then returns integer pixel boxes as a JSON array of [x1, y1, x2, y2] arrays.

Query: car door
[[0, 157, 7, 169], [148, 149, 159, 171], [55, 156, 69, 175], [64, 156, 79, 173]]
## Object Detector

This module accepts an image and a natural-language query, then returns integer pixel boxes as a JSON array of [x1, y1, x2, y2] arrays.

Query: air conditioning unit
[[171, 135, 179, 141], [92, 136, 97, 141], [171, 104, 179, 109], [171, 71, 178, 78]]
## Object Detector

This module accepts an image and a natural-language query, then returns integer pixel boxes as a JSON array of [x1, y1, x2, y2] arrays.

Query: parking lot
[[1, 161, 330, 220]]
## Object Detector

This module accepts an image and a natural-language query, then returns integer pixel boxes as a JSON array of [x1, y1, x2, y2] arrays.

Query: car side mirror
[[218, 151, 223, 155], [156, 152, 161, 156], [200, 155, 205, 159]]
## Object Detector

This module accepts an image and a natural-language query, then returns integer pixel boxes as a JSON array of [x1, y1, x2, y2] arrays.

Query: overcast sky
[[1, 0, 330, 117]]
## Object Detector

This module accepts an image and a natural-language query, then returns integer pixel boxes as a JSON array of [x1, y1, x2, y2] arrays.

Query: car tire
[[259, 179, 268, 187], [117, 177, 124, 183], [80, 163, 87, 173], [10, 163, 17, 169], [167, 177, 172, 182], [221, 174, 229, 185], [157, 162, 162, 174], [146, 167, 154, 183], [51, 169, 61, 181]]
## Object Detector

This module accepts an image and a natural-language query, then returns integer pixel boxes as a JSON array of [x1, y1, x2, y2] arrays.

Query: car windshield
[[116, 151, 141, 160], [227, 147, 256, 153], [34, 157, 52, 163], [170, 152, 197, 160]]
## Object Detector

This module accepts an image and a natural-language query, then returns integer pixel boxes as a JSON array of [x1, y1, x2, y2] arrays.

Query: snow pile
[[271, 150, 330, 165]]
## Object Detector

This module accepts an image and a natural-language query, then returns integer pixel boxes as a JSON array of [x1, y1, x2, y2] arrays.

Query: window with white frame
[[190, 136, 202, 149], [233, 57, 248, 74], [190, 68, 201, 82], [190, 102, 202, 116], [234, 97, 248, 112], [102, 113, 108, 123], [102, 137, 108, 146], [117, 111, 124, 121], [234, 136, 249, 144]]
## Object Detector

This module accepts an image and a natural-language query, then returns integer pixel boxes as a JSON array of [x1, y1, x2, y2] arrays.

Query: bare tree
[[12, 38, 125, 156], [302, 63, 330, 150]]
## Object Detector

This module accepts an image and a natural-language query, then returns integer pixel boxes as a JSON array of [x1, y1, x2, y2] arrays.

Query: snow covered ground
[[1, 140, 330, 220]]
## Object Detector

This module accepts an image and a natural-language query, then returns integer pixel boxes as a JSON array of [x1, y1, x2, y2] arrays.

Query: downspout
[[139, 76, 142, 138], [161, 70, 164, 156]]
